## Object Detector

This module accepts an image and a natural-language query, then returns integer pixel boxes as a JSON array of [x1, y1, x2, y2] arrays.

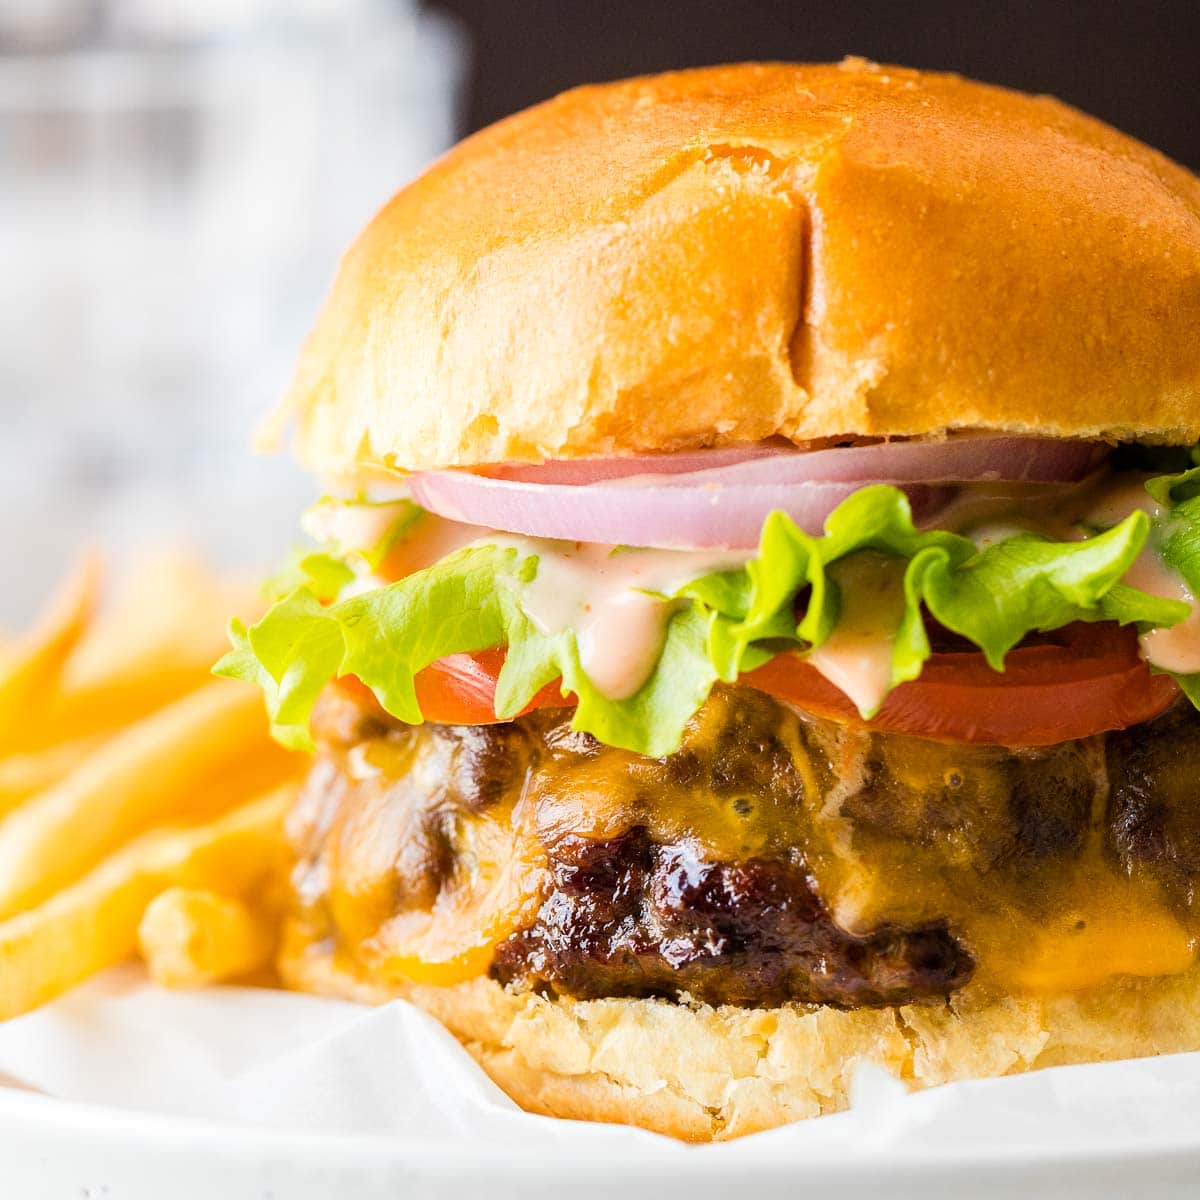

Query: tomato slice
[[336, 623, 1177, 747], [336, 648, 568, 726], [744, 622, 1179, 745]]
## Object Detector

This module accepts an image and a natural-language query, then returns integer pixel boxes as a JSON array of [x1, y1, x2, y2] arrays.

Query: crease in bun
[[280, 925, 1200, 1142], [265, 58, 1200, 479]]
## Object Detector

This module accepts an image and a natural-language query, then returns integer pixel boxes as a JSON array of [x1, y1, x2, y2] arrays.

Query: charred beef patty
[[287, 686, 1200, 1009], [488, 829, 972, 1006]]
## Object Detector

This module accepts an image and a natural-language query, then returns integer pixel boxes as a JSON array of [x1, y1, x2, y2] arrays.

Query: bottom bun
[[278, 924, 1200, 1142]]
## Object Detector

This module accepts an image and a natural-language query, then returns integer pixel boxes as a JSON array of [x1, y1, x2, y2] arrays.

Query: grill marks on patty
[[500, 690, 979, 1004], [293, 686, 1200, 1009], [489, 828, 972, 1007], [1108, 702, 1200, 902], [834, 734, 1102, 871]]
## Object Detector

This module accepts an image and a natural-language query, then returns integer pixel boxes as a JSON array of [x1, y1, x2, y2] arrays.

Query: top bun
[[271, 59, 1200, 478]]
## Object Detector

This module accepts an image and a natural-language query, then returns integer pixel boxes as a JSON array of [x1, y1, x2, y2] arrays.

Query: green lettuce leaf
[[1144, 466, 1200, 600], [494, 601, 719, 757], [216, 589, 343, 751], [1170, 671, 1200, 708], [1146, 463, 1200, 509], [219, 477, 1200, 758], [337, 545, 529, 722], [263, 550, 355, 604], [676, 487, 1160, 701], [218, 540, 717, 758], [918, 517, 1152, 668], [1130, 466, 1200, 704]]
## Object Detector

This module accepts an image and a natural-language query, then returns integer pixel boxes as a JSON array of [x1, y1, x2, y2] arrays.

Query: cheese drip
[[294, 686, 1200, 998]]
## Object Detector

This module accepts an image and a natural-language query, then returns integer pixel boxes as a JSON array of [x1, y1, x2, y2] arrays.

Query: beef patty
[[488, 829, 972, 1006], [286, 684, 1200, 1009]]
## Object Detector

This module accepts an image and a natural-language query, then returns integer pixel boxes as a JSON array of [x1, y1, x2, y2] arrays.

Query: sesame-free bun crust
[[272, 59, 1200, 478], [280, 928, 1200, 1143]]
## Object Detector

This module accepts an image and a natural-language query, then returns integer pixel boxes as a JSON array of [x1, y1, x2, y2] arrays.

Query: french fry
[[20, 551, 261, 750], [0, 786, 292, 1020], [0, 554, 309, 1021], [0, 679, 284, 919], [0, 735, 107, 820], [0, 554, 102, 751], [138, 887, 277, 988]]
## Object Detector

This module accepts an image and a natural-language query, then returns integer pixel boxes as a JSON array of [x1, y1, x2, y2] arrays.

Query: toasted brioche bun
[[269, 59, 1200, 479], [280, 925, 1200, 1143], [272, 60, 1200, 1141]]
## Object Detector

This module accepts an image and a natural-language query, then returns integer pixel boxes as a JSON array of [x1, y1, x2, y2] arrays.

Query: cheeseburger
[[219, 60, 1200, 1140]]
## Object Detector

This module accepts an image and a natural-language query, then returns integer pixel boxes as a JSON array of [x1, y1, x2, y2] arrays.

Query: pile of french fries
[[0, 551, 305, 1020]]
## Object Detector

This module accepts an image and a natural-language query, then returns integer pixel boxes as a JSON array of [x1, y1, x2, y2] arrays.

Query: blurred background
[[3, 0, 1198, 625]]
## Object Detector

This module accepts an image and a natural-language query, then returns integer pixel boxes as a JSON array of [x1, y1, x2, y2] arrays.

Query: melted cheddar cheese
[[288, 686, 1199, 999]]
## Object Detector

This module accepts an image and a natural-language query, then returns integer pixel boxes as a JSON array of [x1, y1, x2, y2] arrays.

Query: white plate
[[4, 1088, 1200, 1200], [2, 969, 1199, 1199]]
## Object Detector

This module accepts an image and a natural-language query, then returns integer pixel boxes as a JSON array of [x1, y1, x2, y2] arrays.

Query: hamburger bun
[[280, 928, 1200, 1143], [269, 58, 1200, 479], [255, 61, 1200, 1144]]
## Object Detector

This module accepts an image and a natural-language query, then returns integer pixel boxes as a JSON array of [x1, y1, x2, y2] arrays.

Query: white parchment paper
[[1, 966, 1199, 1198]]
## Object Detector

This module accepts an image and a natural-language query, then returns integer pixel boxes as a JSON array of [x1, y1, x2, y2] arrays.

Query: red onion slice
[[723, 435, 1104, 485], [410, 473, 951, 549], [410, 436, 1106, 550]]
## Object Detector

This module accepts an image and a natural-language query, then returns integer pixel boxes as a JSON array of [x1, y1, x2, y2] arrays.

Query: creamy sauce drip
[[799, 472, 1200, 710], [332, 469, 1200, 709], [382, 514, 494, 581], [317, 511, 743, 698], [1085, 477, 1200, 674], [1084, 475, 1162, 527], [1127, 552, 1200, 674], [806, 554, 907, 715], [301, 499, 401, 553], [925, 481, 1089, 542], [933, 473, 1200, 679], [506, 541, 747, 699]]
